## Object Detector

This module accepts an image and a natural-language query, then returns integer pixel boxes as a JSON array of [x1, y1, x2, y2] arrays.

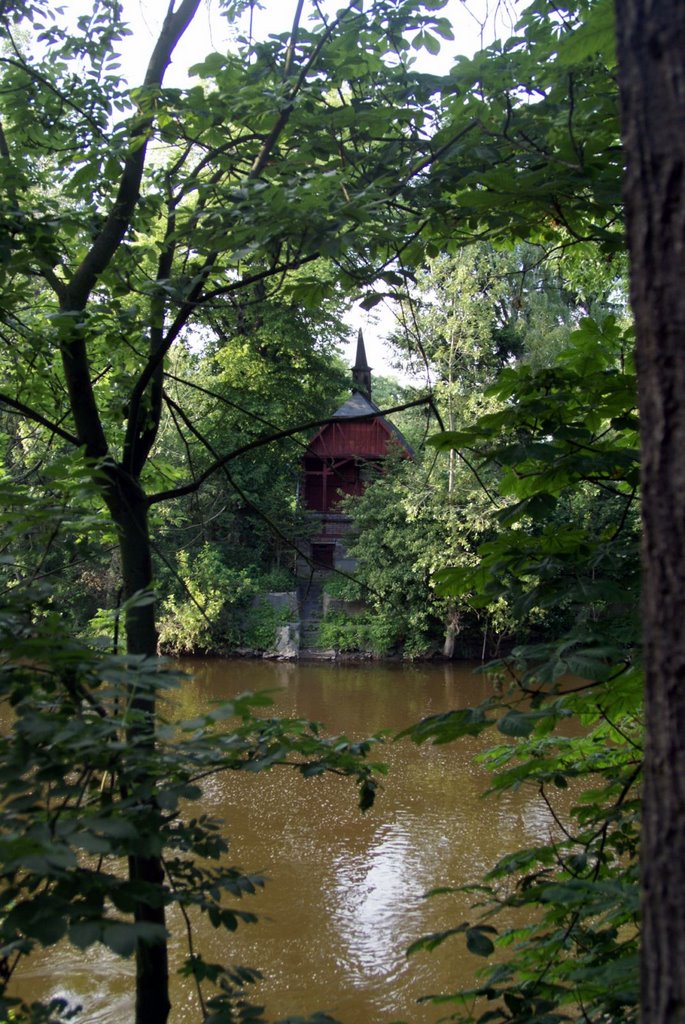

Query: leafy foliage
[[0, 0, 466, 1012], [0, 571, 384, 1021], [407, 687, 641, 1024], [420, 0, 622, 257], [0, 0, 650, 1020], [157, 544, 259, 655], [430, 315, 639, 654], [338, 244, 633, 660], [401, 315, 641, 1022]]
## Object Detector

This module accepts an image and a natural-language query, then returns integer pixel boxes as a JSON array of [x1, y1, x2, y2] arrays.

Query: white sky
[[147, 0, 523, 83]]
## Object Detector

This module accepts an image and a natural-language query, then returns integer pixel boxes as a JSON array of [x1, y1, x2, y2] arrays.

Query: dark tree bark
[[103, 470, 170, 1024], [615, 3, 685, 1022], [53, 5, 202, 1019]]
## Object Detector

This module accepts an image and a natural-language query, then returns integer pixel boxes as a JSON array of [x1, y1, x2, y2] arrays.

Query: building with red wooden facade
[[300, 330, 412, 572]]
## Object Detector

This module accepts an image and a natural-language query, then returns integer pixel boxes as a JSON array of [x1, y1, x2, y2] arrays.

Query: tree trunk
[[615, 4, 685, 1022], [106, 471, 170, 1024], [128, 852, 170, 1024], [110, 474, 158, 659]]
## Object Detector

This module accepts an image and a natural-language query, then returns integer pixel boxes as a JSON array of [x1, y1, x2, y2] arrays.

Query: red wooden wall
[[303, 417, 403, 513], [307, 419, 392, 460]]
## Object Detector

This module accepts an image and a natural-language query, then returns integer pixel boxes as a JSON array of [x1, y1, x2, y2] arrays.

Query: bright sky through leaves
[[57, 0, 524, 378]]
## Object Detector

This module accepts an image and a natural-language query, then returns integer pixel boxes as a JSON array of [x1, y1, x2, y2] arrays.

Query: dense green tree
[[148, 298, 351, 654], [402, 313, 640, 1023], [393, 243, 626, 386], [389, 3, 685, 1020], [324, 449, 503, 657], [360, 4, 645, 1020], [2, 1, 684, 1023], [376, 2, 685, 1021], [419, 0, 622, 257], [333, 238, 630, 661], [0, 0, 457, 1019]]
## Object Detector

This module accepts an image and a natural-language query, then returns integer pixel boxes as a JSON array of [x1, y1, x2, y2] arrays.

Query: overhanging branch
[[126, 253, 321, 437], [0, 393, 79, 446], [146, 396, 435, 506]]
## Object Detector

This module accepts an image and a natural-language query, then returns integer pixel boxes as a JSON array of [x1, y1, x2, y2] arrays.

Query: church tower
[[351, 328, 372, 400]]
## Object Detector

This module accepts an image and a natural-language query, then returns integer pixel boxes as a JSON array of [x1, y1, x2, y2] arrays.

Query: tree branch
[[58, 0, 202, 461], [0, 393, 79, 446], [124, 186, 178, 478], [63, 0, 202, 312], [249, 0, 344, 177], [125, 252, 320, 432], [164, 370, 311, 451], [147, 396, 434, 505], [160, 391, 375, 591], [0, 54, 106, 136]]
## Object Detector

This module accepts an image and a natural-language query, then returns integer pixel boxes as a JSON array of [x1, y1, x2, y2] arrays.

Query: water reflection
[[331, 815, 440, 980], [10, 659, 564, 1024]]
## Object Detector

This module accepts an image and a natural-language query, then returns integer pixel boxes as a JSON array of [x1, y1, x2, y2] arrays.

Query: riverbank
[[158, 584, 506, 662]]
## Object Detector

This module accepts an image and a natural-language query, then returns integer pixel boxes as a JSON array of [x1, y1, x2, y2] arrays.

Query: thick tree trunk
[[111, 475, 158, 659], [50, 8, 204, 1022], [128, 853, 170, 1024], [615, 4, 685, 1022], [107, 472, 170, 1024]]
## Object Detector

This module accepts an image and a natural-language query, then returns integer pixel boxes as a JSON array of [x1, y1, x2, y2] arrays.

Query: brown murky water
[[14, 659, 561, 1023]]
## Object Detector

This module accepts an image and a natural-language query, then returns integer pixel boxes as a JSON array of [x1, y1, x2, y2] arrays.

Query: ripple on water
[[7, 660, 570, 1024]]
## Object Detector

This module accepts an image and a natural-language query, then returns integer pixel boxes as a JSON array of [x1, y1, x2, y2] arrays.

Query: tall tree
[[615, 3, 685, 1022], [0, 0, 453, 1019]]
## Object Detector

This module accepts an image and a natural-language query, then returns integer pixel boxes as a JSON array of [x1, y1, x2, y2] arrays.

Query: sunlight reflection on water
[[10, 659, 567, 1024]]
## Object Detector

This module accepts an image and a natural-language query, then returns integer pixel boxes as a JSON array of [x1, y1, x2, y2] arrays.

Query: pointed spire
[[352, 328, 372, 400]]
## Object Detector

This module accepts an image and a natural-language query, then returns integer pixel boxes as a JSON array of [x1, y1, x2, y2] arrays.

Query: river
[[15, 658, 560, 1023]]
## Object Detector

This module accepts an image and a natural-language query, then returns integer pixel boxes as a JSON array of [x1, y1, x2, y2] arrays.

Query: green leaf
[[496, 711, 536, 738], [407, 922, 468, 956], [555, 0, 616, 68], [465, 926, 496, 957], [102, 921, 166, 958], [69, 921, 102, 949], [401, 705, 494, 745]]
